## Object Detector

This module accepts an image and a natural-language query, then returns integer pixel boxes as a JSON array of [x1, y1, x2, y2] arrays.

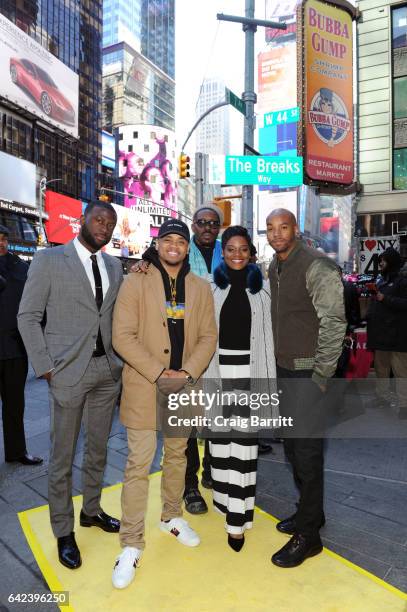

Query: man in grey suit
[[18, 201, 123, 570]]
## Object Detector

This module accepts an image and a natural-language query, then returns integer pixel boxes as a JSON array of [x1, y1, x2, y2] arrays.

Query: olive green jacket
[[269, 240, 346, 384]]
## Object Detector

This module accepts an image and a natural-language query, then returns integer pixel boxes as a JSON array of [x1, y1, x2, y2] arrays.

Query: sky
[[174, 0, 267, 155]]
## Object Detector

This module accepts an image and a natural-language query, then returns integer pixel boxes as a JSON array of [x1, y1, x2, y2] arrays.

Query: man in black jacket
[[367, 248, 407, 419], [0, 225, 42, 465]]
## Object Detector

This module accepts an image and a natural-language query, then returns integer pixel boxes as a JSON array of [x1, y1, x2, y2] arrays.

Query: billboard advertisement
[[257, 45, 297, 117], [0, 14, 79, 138], [257, 190, 298, 232], [102, 131, 116, 169], [300, 0, 355, 185], [0, 150, 36, 207], [265, 0, 301, 42], [105, 204, 150, 259], [44, 191, 82, 243], [118, 125, 178, 237]]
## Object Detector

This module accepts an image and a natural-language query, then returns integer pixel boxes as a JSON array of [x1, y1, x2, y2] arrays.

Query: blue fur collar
[[213, 262, 263, 294]]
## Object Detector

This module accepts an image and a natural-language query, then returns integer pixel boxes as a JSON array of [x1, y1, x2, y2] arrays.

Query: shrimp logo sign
[[299, 0, 356, 186], [309, 88, 351, 147]]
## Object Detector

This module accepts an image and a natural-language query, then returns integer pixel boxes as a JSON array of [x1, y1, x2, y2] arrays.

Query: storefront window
[[392, 5, 407, 190], [394, 148, 407, 190]]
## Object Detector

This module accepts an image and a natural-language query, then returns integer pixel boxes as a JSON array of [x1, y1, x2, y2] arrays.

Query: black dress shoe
[[6, 454, 43, 465], [228, 534, 245, 552], [201, 474, 213, 489], [276, 513, 297, 534], [57, 532, 82, 569], [258, 442, 274, 455], [183, 489, 208, 514], [80, 510, 120, 532], [271, 533, 323, 568], [276, 513, 326, 535]]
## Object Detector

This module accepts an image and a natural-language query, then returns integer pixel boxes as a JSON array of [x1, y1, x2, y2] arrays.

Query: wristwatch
[[182, 370, 194, 384]]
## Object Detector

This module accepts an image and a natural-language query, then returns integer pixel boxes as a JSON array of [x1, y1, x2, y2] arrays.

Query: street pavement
[[0, 368, 406, 610]]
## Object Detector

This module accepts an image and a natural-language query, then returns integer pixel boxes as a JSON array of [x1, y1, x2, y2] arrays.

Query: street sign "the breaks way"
[[208, 154, 303, 187]]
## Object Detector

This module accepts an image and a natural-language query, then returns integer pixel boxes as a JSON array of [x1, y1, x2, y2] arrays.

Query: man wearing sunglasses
[[188, 205, 223, 278]]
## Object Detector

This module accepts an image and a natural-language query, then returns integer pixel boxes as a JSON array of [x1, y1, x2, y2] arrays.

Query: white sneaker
[[159, 517, 200, 547], [112, 546, 142, 589]]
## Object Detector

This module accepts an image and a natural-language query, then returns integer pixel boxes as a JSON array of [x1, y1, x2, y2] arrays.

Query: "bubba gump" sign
[[300, 0, 355, 186]]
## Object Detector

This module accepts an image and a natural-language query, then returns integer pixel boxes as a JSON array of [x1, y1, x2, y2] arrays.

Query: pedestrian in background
[[367, 247, 407, 419], [18, 202, 123, 570], [267, 209, 346, 568], [0, 225, 42, 466]]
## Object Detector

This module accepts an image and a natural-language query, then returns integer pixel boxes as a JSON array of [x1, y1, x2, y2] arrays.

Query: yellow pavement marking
[[18, 473, 406, 612]]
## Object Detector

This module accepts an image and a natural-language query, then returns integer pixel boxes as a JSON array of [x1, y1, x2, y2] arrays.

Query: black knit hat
[[379, 247, 402, 272]]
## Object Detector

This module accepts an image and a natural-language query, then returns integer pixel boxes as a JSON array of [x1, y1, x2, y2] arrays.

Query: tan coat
[[112, 265, 217, 429]]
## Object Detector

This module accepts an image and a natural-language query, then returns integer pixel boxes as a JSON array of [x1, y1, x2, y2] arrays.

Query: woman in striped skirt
[[204, 226, 276, 551]]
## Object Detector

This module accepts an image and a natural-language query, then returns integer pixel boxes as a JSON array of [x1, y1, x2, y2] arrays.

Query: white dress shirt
[[73, 237, 109, 299]]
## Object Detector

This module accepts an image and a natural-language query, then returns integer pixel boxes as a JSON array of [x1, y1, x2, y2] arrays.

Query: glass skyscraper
[[102, 0, 175, 131], [141, 0, 175, 80], [0, 0, 102, 204]]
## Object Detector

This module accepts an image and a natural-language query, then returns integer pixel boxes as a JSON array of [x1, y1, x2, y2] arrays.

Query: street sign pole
[[217, 4, 286, 236], [242, 0, 256, 236]]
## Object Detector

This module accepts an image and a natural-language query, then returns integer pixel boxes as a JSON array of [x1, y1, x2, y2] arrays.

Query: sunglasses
[[195, 219, 220, 229]]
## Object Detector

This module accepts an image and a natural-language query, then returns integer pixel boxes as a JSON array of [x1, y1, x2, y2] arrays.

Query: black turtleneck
[[219, 266, 251, 350]]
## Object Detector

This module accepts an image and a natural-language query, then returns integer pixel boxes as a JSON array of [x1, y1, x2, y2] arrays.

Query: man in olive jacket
[[111, 219, 217, 589], [267, 209, 346, 568]]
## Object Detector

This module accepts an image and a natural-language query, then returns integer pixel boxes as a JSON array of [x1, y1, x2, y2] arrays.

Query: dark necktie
[[90, 254, 105, 355]]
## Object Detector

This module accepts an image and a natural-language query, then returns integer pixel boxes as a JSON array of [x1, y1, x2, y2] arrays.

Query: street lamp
[[39, 177, 62, 245]]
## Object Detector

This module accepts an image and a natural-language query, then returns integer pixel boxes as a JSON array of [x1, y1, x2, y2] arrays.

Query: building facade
[[356, 0, 407, 251], [103, 0, 174, 78], [103, 42, 175, 132], [102, 0, 175, 132], [196, 78, 230, 156], [0, 0, 103, 254]]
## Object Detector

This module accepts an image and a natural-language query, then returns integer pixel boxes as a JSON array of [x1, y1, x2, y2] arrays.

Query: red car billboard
[[45, 191, 82, 244], [9, 58, 75, 126], [0, 14, 79, 138]]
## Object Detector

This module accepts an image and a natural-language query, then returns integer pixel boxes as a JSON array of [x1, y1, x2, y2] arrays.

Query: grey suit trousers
[[48, 356, 121, 538]]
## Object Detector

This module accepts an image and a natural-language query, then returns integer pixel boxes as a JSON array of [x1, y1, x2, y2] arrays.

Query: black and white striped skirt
[[210, 348, 258, 535]]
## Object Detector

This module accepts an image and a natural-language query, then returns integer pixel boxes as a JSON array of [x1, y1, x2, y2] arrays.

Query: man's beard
[[80, 223, 108, 251], [161, 256, 184, 267]]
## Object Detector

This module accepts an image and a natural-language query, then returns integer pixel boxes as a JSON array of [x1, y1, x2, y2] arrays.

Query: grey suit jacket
[[18, 240, 123, 386]]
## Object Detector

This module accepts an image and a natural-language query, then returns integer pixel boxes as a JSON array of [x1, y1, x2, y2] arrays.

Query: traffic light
[[179, 153, 190, 179], [215, 199, 232, 228]]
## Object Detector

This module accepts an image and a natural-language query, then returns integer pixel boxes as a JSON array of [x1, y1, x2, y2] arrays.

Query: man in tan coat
[[111, 219, 217, 589]]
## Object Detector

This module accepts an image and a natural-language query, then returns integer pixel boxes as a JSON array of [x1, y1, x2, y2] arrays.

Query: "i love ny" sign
[[358, 236, 400, 275]]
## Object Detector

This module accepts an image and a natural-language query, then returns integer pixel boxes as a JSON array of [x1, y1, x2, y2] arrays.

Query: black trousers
[[277, 365, 325, 538], [184, 433, 211, 492], [0, 357, 28, 461]]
